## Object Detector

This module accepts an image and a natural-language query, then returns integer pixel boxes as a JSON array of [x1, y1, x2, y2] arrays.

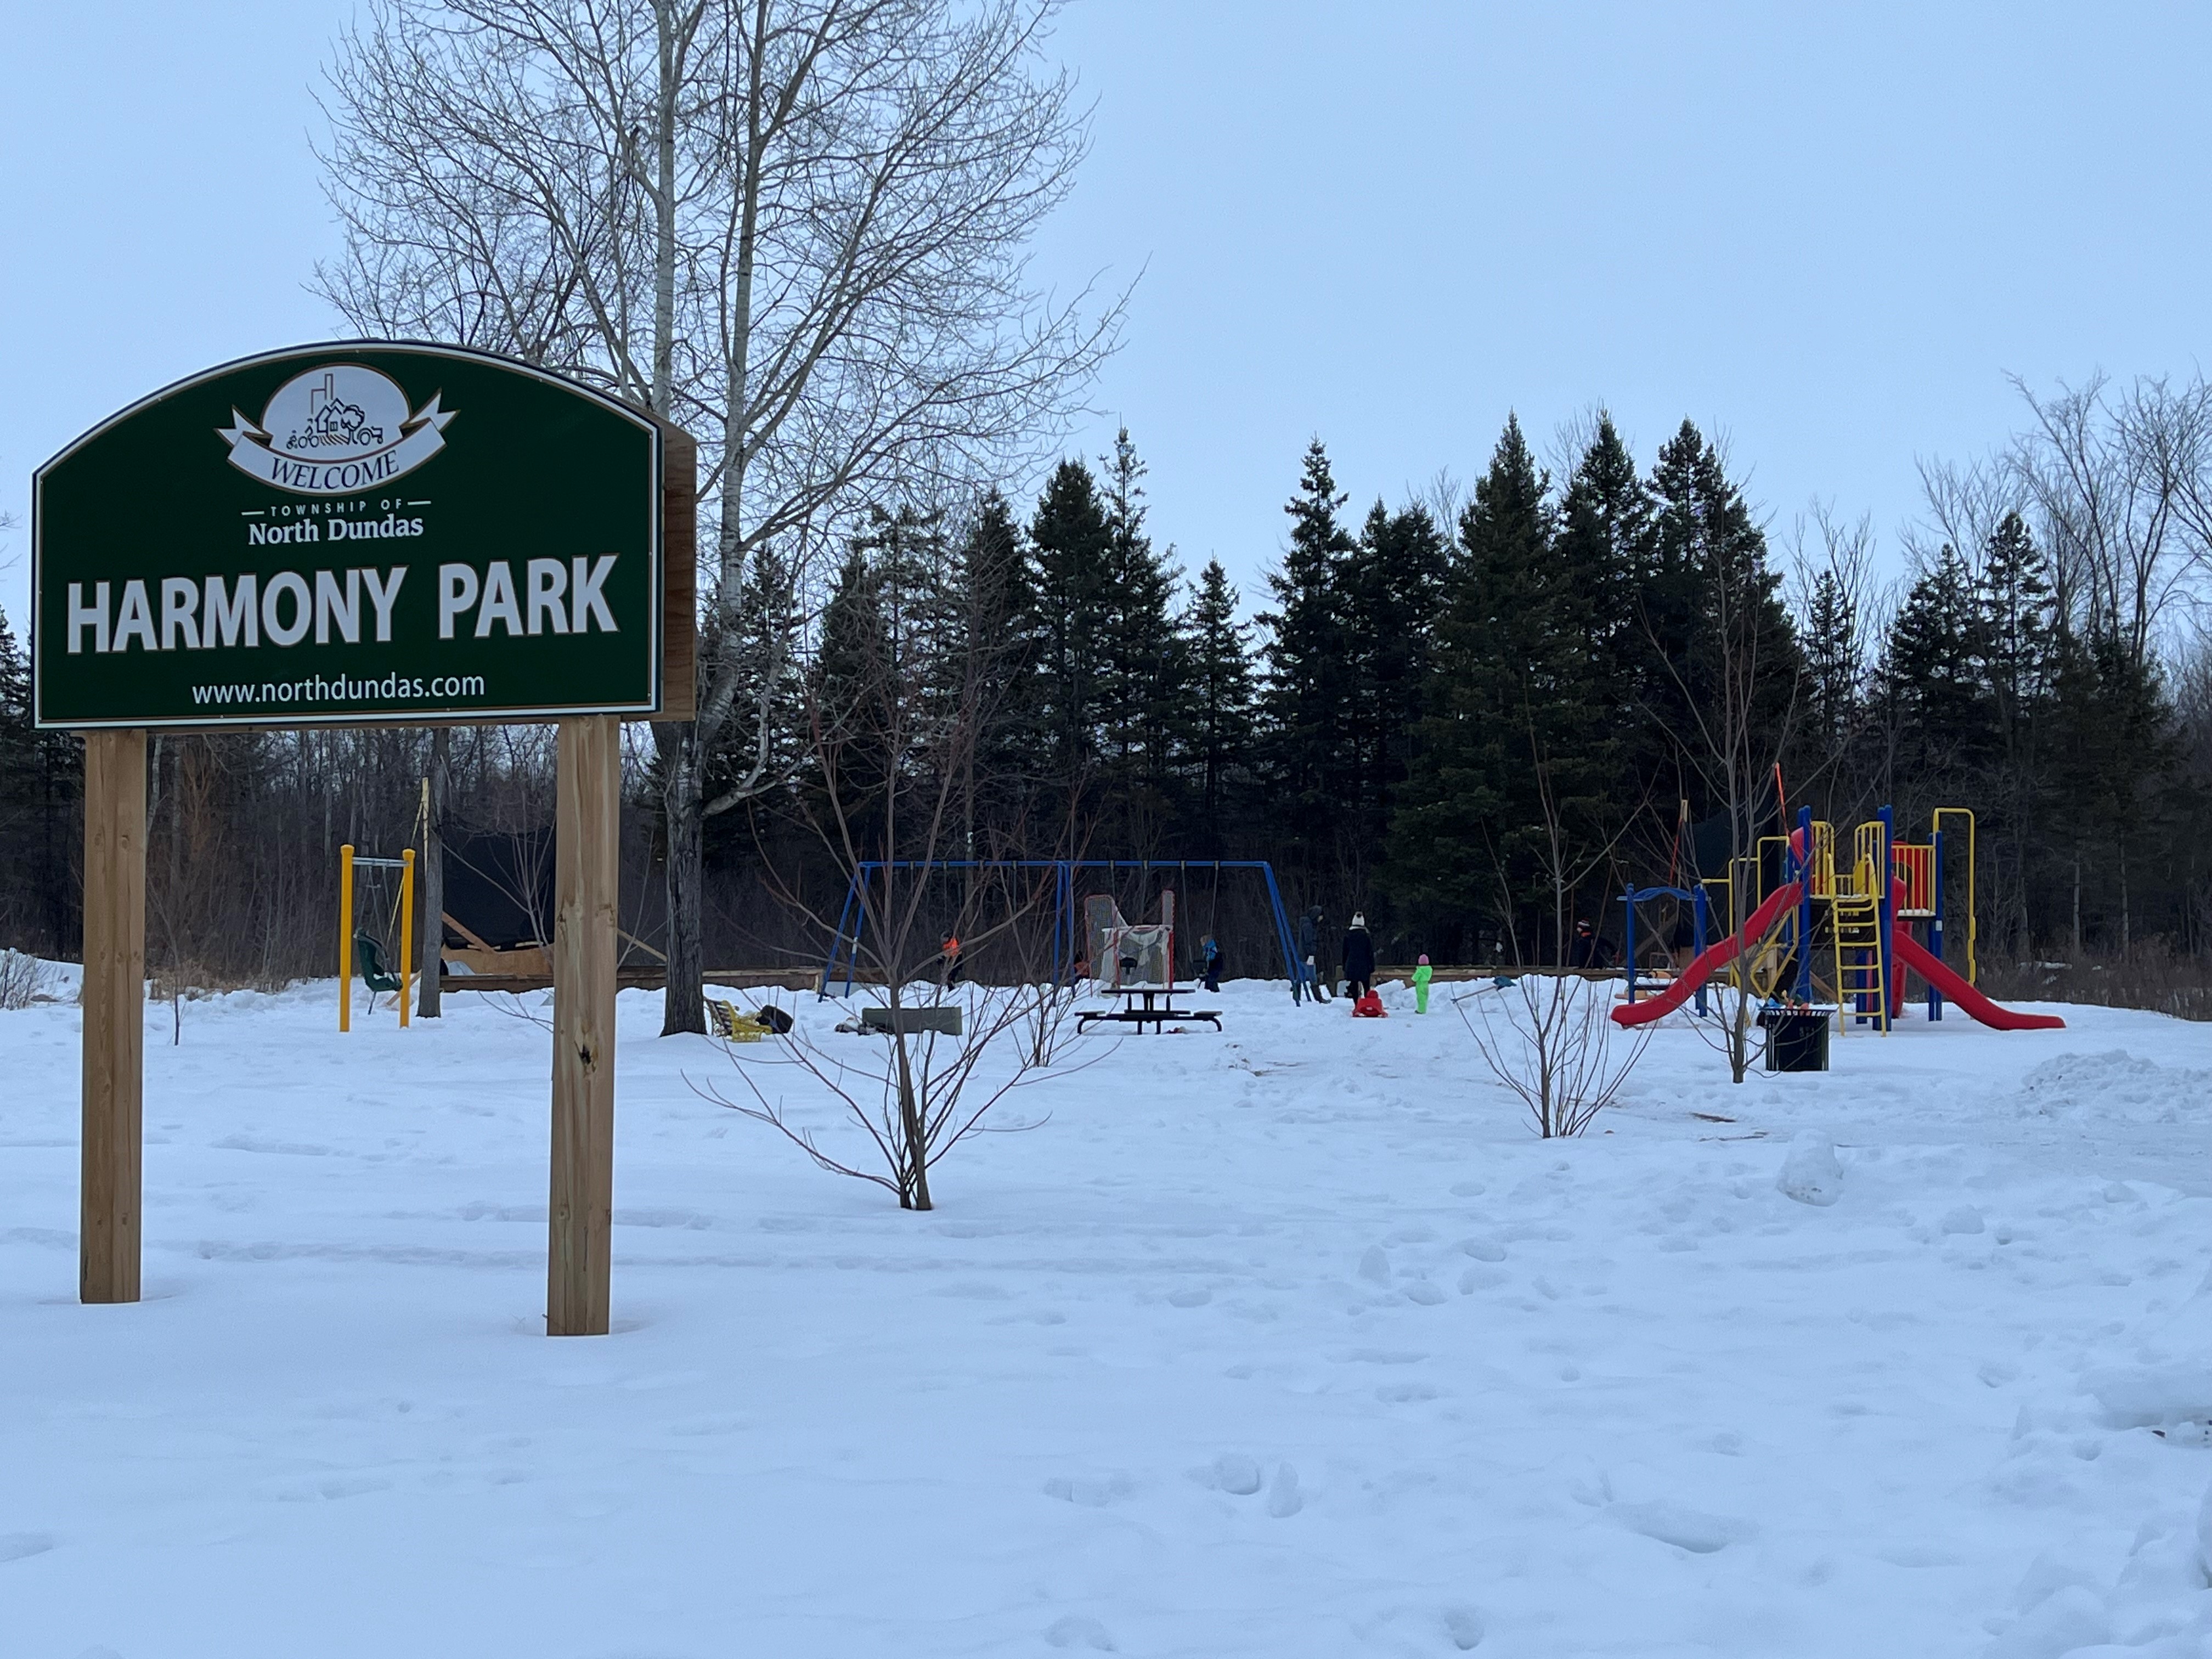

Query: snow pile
[[2013, 1048, 2212, 1127], [1982, 1257, 2212, 1655], [1776, 1130, 1846, 1205]]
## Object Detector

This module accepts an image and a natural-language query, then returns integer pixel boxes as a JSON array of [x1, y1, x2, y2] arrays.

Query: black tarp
[[441, 825, 556, 949]]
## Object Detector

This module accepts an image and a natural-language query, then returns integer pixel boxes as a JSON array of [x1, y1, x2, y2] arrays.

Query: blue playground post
[[1621, 890, 1637, 1005], [1621, 884, 1710, 1017], [1692, 882, 1710, 1017], [1928, 818, 1946, 1022], [1795, 806, 1815, 1004]]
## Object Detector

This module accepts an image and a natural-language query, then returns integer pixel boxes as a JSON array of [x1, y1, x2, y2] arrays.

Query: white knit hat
[[1351, 912, 1367, 928]]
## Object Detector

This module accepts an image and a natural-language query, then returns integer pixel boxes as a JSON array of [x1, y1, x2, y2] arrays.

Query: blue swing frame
[[818, 859, 1305, 1003]]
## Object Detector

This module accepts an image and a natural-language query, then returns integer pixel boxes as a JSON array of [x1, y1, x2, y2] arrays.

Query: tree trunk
[[417, 726, 449, 1019], [659, 725, 706, 1036]]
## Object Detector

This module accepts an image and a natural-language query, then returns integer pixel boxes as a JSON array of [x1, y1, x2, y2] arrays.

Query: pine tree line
[[4, 396, 2211, 980]]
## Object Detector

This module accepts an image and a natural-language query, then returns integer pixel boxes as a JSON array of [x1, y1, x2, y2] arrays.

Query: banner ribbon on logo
[[219, 396, 455, 495]]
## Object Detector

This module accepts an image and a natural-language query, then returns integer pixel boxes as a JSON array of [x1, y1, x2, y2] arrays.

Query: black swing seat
[[354, 933, 404, 995]]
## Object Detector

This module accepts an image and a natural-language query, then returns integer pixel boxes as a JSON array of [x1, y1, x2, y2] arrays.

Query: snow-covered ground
[[3, 970, 2208, 1657]]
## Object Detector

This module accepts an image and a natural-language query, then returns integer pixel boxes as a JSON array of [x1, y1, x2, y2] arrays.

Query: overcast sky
[[6, 1, 2211, 635]]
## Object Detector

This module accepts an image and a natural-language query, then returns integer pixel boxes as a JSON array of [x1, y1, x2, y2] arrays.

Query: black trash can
[[1758, 1005, 1833, 1073]]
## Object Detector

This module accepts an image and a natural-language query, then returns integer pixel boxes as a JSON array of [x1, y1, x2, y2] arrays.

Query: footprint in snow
[[1377, 1381, 1439, 1403], [1357, 1245, 1392, 1283], [1442, 1606, 1486, 1650], [1402, 1280, 1447, 1306], [1045, 1614, 1116, 1650], [1211, 1453, 1263, 1494], [1610, 1499, 1753, 1554], [1044, 1472, 1132, 1507], [1459, 1238, 1507, 1262], [1266, 1462, 1304, 1517], [1167, 1286, 1211, 1307]]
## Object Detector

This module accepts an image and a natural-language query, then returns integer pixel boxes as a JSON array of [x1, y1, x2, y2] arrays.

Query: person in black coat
[[1568, 919, 1616, 971], [1342, 912, 1376, 1000], [1200, 933, 1223, 993], [1296, 905, 1329, 1001]]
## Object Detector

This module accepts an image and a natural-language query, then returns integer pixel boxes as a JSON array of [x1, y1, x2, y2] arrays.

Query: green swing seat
[[354, 932, 404, 995]]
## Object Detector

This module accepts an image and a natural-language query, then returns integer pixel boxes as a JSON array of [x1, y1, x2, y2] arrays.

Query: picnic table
[[1075, 985, 1221, 1034]]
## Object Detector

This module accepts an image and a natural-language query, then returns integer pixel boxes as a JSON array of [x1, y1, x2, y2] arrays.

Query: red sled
[[1351, 991, 1386, 1018]]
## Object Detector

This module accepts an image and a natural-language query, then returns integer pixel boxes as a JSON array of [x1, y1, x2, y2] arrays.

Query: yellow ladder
[[1830, 892, 1887, 1034]]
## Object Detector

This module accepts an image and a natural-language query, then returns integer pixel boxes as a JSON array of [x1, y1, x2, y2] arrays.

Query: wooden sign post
[[548, 715, 620, 1335], [34, 342, 692, 1338], [80, 729, 146, 1305]]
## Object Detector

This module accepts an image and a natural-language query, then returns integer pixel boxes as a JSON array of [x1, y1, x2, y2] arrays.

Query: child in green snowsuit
[[1412, 955, 1433, 1014]]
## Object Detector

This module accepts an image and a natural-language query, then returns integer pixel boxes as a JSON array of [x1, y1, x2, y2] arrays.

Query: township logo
[[219, 364, 456, 495]]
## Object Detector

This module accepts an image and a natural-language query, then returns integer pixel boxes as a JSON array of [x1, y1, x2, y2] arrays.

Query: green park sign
[[33, 342, 668, 729]]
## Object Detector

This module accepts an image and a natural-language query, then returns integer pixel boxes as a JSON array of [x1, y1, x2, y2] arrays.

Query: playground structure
[[338, 843, 415, 1032], [818, 859, 1301, 1003], [1613, 804, 2064, 1035]]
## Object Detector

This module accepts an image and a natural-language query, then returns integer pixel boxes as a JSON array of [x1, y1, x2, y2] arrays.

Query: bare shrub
[[1458, 973, 1650, 1139], [697, 975, 1082, 1208], [0, 948, 49, 1011], [1981, 947, 2212, 1023]]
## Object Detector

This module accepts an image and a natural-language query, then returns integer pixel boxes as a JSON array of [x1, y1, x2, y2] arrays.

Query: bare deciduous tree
[[317, 0, 1119, 1036], [1459, 974, 1648, 1139], [2006, 373, 2212, 666], [706, 511, 1082, 1207]]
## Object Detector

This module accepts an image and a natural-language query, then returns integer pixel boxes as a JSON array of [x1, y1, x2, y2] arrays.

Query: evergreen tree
[[1029, 460, 1114, 788], [1976, 512, 2056, 750], [1798, 568, 1862, 771], [1971, 511, 2057, 946], [811, 543, 895, 848], [698, 544, 805, 859], [0, 607, 34, 937], [1345, 500, 1450, 864], [1638, 420, 1801, 853], [2042, 618, 2176, 953], [1554, 411, 1650, 698], [806, 505, 952, 856], [1880, 542, 1992, 802], [1388, 415, 1600, 956], [1178, 559, 1256, 850], [949, 490, 1045, 837], [1258, 441, 1359, 874], [1093, 428, 1186, 838]]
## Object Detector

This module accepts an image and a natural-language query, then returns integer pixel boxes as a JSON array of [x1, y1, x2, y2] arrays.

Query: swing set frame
[[338, 843, 415, 1032], [819, 859, 1303, 1000]]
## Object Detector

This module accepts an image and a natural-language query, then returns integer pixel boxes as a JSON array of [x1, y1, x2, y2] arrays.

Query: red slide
[[1612, 881, 1803, 1027], [1891, 929, 2065, 1031]]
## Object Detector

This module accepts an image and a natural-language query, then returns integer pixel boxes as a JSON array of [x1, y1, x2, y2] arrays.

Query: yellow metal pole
[[400, 849, 415, 1029], [1933, 808, 1978, 984], [339, 843, 353, 1034]]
